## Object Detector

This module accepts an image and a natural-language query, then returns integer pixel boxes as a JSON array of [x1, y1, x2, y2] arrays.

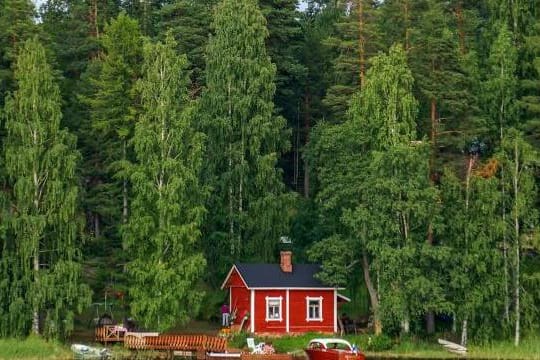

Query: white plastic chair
[[246, 338, 265, 354]]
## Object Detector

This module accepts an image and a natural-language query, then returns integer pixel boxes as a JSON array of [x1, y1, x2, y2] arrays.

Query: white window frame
[[306, 296, 323, 322], [265, 296, 283, 322]]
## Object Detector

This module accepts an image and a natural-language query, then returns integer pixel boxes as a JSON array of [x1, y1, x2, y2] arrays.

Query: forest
[[0, 0, 538, 349]]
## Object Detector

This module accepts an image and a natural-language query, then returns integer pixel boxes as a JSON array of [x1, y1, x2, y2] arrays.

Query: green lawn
[[2, 332, 539, 360], [0, 336, 71, 360], [231, 332, 540, 360]]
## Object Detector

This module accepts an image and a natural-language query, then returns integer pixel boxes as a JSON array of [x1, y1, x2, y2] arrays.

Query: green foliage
[[0, 0, 37, 107], [366, 334, 394, 352], [79, 12, 143, 240], [124, 35, 206, 331], [2, 38, 91, 338], [440, 170, 505, 341], [323, 0, 382, 122], [260, 0, 307, 122], [200, 0, 293, 278], [156, 0, 216, 92]]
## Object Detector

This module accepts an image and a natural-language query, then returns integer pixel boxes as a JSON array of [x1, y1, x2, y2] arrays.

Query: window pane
[[308, 299, 320, 319], [268, 299, 280, 319]]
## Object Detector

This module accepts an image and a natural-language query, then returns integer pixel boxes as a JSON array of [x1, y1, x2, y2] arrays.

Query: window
[[306, 296, 323, 321], [266, 297, 282, 321]]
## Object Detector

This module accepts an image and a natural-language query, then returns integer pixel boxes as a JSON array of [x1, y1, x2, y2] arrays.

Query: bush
[[365, 334, 393, 352]]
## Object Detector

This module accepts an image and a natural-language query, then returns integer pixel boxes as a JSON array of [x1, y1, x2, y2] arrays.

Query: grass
[[231, 332, 540, 360], [0, 336, 71, 360]]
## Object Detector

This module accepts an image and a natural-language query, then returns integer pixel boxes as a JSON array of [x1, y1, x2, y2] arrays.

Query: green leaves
[[200, 0, 292, 272], [124, 35, 206, 331], [2, 38, 90, 338]]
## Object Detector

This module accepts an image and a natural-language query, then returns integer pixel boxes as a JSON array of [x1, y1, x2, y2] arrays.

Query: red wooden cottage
[[221, 251, 350, 334]]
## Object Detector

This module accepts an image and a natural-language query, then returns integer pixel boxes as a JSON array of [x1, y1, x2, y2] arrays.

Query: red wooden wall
[[225, 267, 337, 334], [227, 270, 250, 325]]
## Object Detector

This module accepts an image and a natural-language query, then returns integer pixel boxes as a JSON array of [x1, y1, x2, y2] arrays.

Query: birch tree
[[500, 129, 537, 346], [201, 0, 292, 274], [2, 38, 91, 338], [124, 35, 206, 331], [484, 23, 518, 322]]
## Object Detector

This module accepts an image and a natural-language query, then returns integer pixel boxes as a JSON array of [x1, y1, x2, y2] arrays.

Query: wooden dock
[[124, 333, 228, 359]]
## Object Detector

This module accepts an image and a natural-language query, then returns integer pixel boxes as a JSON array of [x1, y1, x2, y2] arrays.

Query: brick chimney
[[280, 251, 292, 273]]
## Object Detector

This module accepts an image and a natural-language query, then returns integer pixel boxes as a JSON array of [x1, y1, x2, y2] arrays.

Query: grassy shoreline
[[1, 334, 539, 360], [235, 333, 540, 360], [0, 336, 71, 360]]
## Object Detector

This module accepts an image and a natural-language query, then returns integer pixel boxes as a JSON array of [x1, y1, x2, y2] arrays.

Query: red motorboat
[[305, 339, 365, 360]]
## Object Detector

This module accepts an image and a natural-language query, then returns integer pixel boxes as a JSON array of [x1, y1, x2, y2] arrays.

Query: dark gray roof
[[234, 263, 331, 288]]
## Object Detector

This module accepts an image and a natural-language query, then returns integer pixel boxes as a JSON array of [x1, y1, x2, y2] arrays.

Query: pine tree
[[201, 0, 292, 278], [124, 35, 206, 331], [40, 0, 119, 131], [156, 0, 216, 95], [408, 0, 474, 172], [323, 0, 382, 122], [378, 0, 420, 51], [123, 0, 159, 36], [2, 38, 91, 338]]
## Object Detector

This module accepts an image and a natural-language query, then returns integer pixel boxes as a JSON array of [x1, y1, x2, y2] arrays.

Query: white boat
[[71, 344, 111, 359], [437, 339, 467, 355]]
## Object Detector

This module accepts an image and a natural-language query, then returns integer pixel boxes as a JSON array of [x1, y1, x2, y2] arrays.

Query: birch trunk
[[32, 253, 40, 334], [362, 250, 381, 335], [303, 88, 310, 198], [513, 141, 520, 346], [500, 66, 510, 322], [461, 318, 468, 346]]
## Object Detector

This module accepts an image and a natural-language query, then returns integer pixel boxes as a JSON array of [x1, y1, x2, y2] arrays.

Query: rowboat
[[437, 339, 467, 355], [71, 344, 111, 359]]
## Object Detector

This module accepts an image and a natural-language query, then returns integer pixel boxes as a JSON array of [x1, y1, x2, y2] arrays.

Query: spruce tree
[[80, 13, 142, 240], [2, 38, 91, 338], [201, 0, 292, 277], [260, 0, 307, 121], [124, 35, 206, 331], [0, 0, 37, 107]]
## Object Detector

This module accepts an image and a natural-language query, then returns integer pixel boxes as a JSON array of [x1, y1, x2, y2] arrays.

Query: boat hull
[[305, 349, 366, 360]]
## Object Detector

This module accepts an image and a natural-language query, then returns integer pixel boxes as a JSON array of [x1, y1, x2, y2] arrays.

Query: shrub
[[365, 334, 393, 351]]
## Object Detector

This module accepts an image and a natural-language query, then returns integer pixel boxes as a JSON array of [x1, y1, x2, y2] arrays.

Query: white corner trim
[[334, 290, 337, 333], [265, 296, 283, 322], [306, 296, 324, 322], [250, 290, 255, 332], [286, 289, 290, 333]]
